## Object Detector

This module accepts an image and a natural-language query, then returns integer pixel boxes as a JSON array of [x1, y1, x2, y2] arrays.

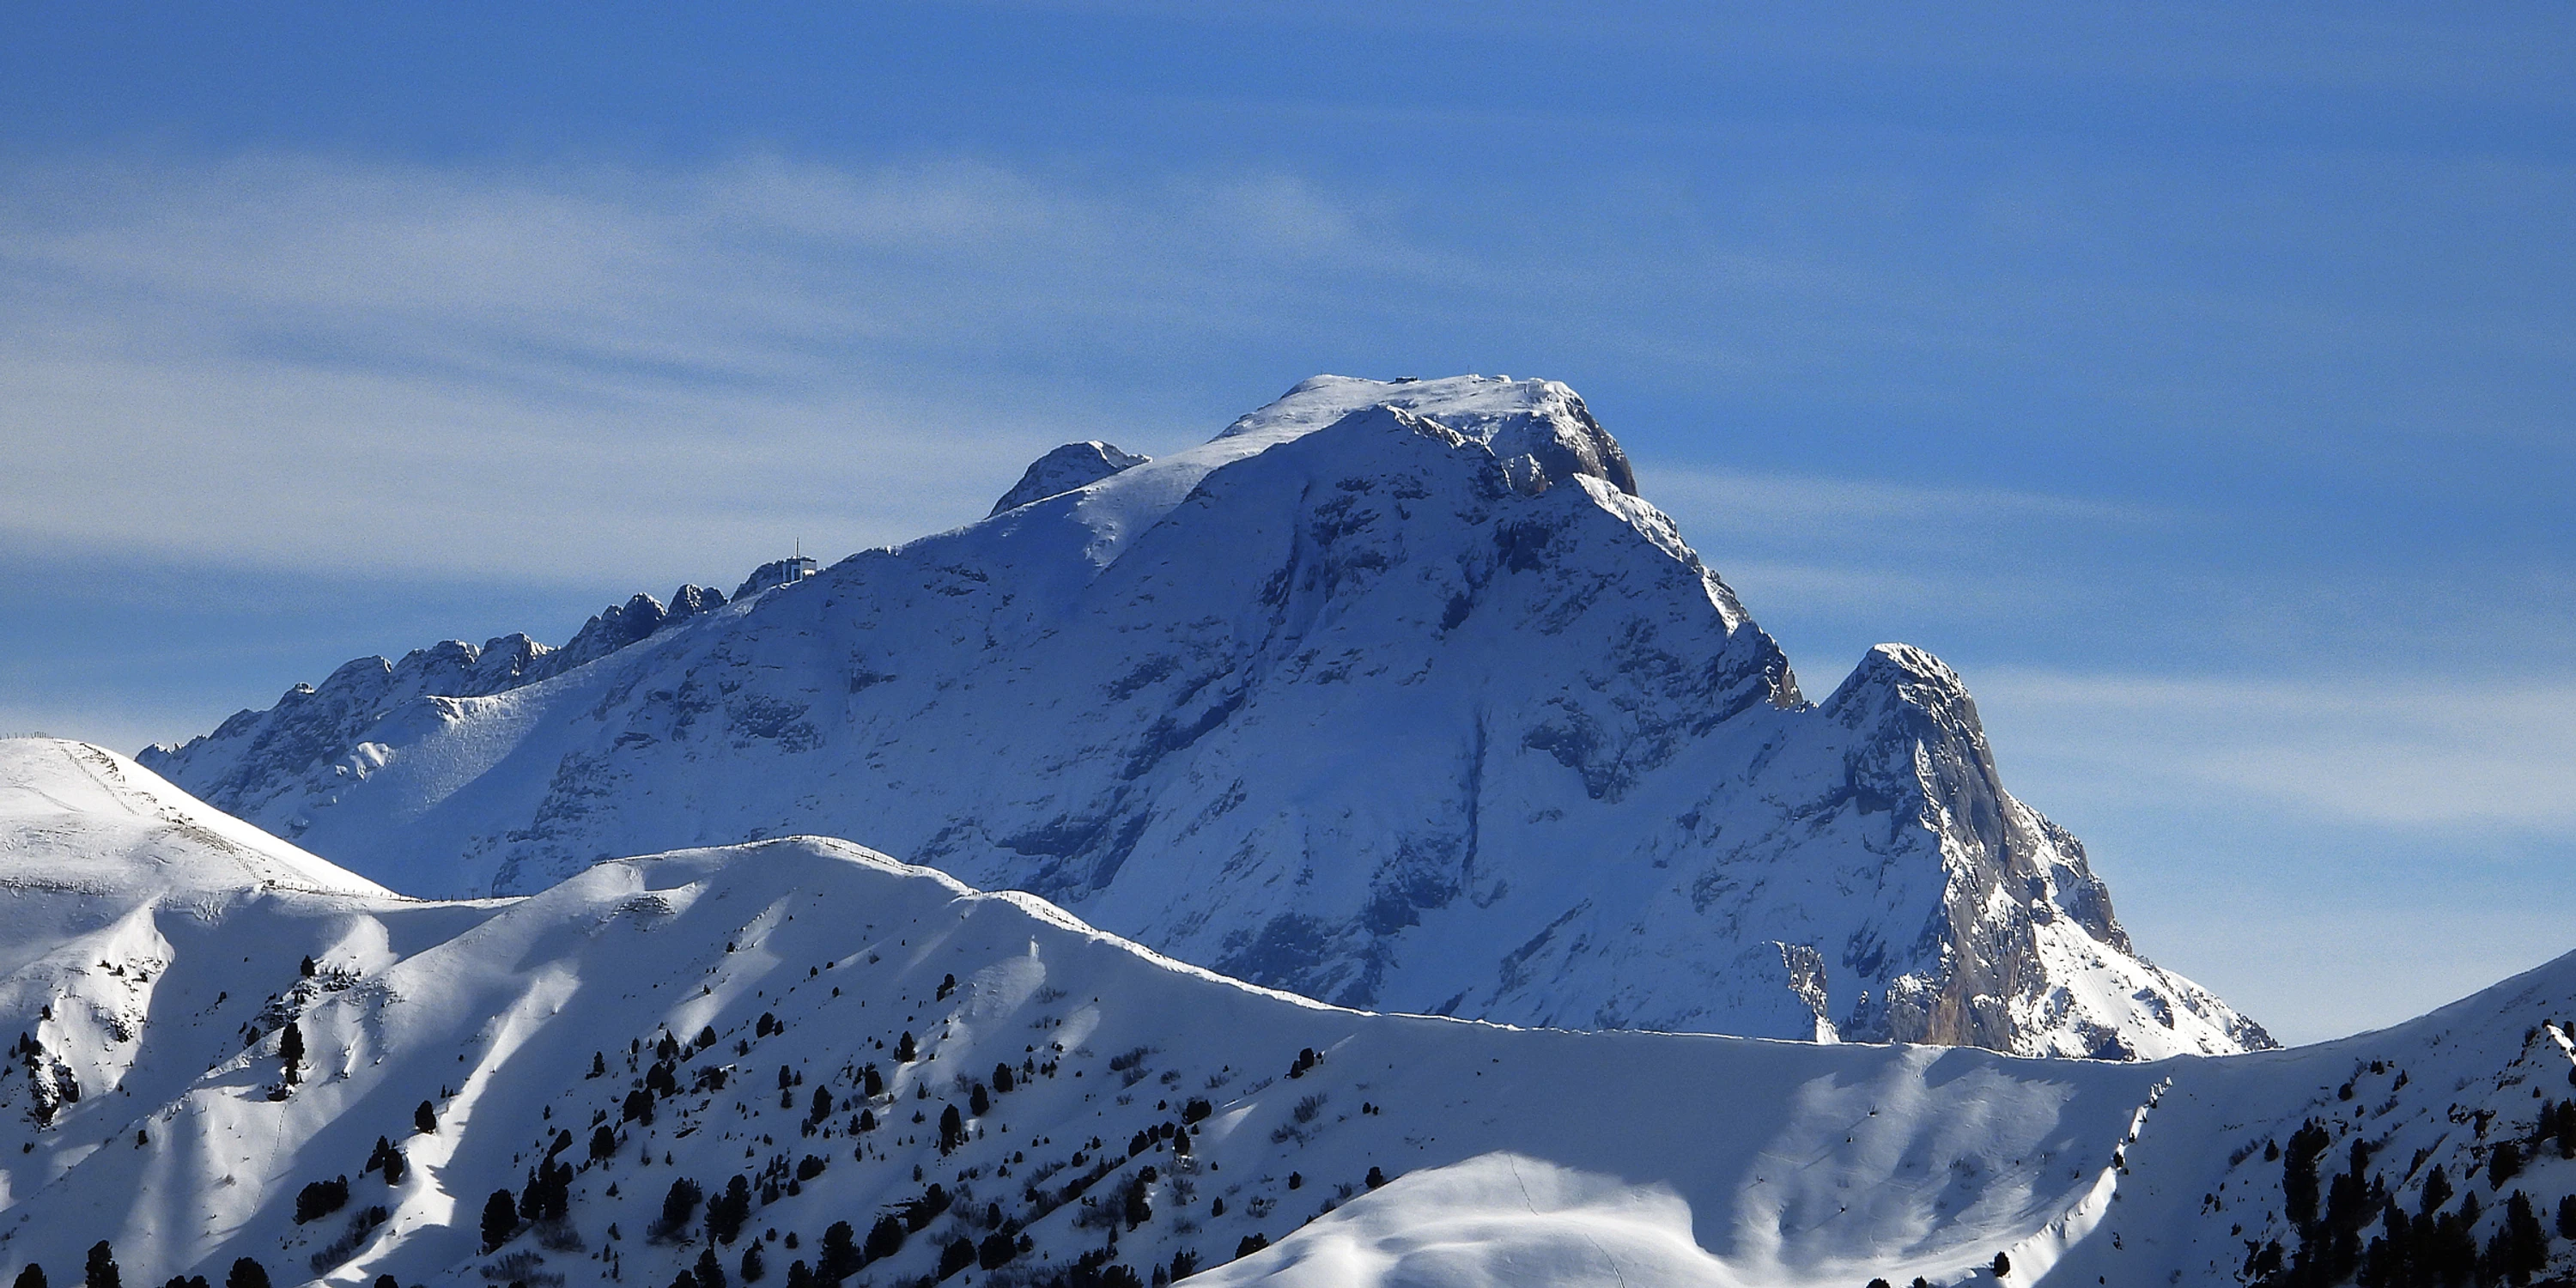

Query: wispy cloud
[[1974, 669, 2576, 831], [0, 154, 1409, 584], [1641, 462, 2166, 553]]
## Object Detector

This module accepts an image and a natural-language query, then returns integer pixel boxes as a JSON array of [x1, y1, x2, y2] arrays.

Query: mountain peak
[[138, 375, 2257, 1060], [1825, 642, 1976, 723], [991, 440, 1151, 515]]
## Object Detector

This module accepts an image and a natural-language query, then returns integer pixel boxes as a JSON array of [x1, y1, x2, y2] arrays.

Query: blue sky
[[2, 2, 2570, 1042]]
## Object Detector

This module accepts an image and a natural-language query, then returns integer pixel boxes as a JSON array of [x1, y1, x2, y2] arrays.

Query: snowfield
[[5, 739, 2573, 1288], [141, 375, 2261, 1060]]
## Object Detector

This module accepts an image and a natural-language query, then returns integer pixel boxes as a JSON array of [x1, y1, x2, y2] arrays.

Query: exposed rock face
[[141, 374, 2269, 1057]]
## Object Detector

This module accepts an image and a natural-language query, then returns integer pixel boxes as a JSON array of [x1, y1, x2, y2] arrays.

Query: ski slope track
[[143, 374, 2262, 1060], [3, 740, 2572, 1288]]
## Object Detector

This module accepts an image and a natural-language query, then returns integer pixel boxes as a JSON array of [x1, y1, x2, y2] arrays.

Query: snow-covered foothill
[[0, 739, 2569, 1288], [141, 375, 2261, 1059]]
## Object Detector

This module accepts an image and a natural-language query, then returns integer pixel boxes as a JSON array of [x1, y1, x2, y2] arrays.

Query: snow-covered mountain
[[3, 739, 2568, 1288], [141, 374, 2265, 1059]]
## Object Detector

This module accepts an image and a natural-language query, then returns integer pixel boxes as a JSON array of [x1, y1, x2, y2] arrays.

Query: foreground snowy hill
[[3, 739, 2570, 1288], [141, 374, 2262, 1059]]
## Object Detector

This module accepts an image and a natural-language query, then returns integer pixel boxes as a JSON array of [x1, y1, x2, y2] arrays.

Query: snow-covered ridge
[[0, 740, 2565, 1288], [142, 375, 2261, 1060], [0, 738, 390, 899]]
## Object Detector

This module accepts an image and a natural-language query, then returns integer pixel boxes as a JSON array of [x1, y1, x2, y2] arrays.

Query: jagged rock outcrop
[[143, 584, 723, 839], [141, 374, 2269, 1057]]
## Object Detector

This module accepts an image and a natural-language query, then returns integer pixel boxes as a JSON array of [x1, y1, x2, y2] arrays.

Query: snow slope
[[140, 375, 2263, 1059], [0, 738, 391, 900], [0, 739, 2567, 1288]]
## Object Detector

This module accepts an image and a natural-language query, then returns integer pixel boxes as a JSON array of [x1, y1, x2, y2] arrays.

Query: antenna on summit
[[741, 540, 820, 598]]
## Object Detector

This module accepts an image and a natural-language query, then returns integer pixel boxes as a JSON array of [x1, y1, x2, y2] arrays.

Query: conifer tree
[[896, 1032, 917, 1062], [12, 1263, 42, 1288], [2282, 1121, 2332, 1226], [278, 1022, 304, 1085], [978, 1232, 1017, 1272], [481, 1188, 519, 1250], [738, 1243, 765, 1285], [414, 1100, 437, 1134], [1990, 1252, 2011, 1278], [652, 1177, 704, 1240], [2421, 1164, 2453, 1214], [2499, 1192, 2549, 1284], [222, 1261, 265, 1288], [693, 1248, 726, 1288], [817, 1221, 865, 1279], [708, 1176, 754, 1244], [2492, 1139, 2526, 1188], [858, 1215, 902, 1267], [83, 1242, 118, 1288]]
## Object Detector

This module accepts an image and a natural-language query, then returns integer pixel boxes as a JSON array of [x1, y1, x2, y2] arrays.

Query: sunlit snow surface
[[4, 740, 2573, 1286]]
